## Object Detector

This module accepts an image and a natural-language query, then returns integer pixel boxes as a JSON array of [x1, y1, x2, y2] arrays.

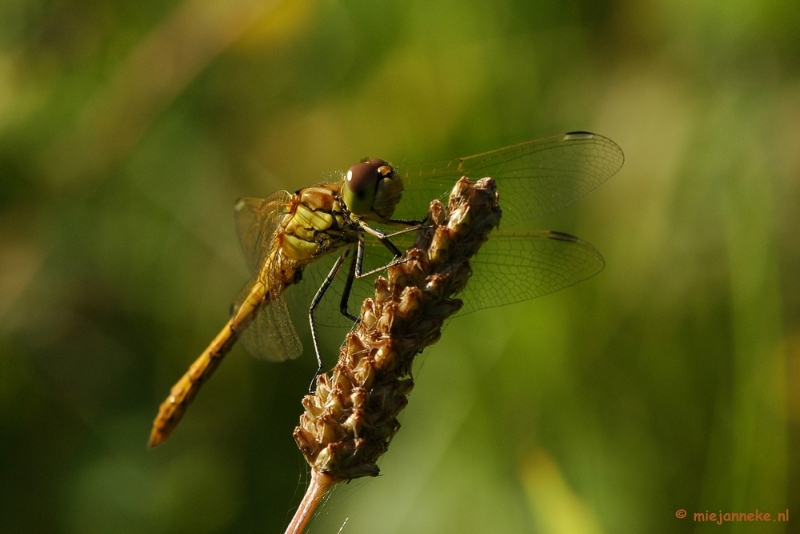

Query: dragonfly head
[[343, 157, 403, 222]]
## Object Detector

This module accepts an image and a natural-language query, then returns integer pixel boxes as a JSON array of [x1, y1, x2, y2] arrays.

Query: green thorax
[[276, 184, 356, 263]]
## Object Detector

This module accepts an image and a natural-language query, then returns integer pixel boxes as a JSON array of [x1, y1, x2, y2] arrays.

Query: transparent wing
[[231, 192, 303, 361], [231, 277, 303, 362], [302, 227, 604, 329], [458, 229, 604, 314], [393, 132, 624, 227], [234, 191, 293, 274]]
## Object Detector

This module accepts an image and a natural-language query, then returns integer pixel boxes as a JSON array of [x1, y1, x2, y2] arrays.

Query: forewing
[[394, 132, 624, 226], [458, 229, 605, 314], [234, 191, 293, 274]]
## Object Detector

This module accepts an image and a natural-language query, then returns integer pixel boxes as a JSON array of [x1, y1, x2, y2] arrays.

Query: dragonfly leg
[[308, 249, 350, 387], [387, 217, 426, 226], [338, 240, 360, 322], [355, 221, 418, 278], [383, 223, 430, 239]]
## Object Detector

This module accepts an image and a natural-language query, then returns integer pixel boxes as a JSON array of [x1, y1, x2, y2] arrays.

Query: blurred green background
[[1, 0, 798, 532]]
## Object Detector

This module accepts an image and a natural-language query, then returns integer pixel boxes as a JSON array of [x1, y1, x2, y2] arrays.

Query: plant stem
[[284, 470, 335, 534]]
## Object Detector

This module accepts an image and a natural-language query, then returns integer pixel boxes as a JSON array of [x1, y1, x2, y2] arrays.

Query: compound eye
[[364, 158, 393, 178], [344, 162, 379, 215]]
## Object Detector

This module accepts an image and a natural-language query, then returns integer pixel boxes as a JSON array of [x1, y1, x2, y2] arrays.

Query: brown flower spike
[[286, 177, 501, 533]]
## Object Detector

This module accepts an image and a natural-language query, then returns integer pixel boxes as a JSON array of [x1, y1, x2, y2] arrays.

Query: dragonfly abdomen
[[149, 278, 282, 447]]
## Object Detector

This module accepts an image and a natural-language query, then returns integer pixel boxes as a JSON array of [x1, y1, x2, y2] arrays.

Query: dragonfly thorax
[[277, 186, 354, 263], [343, 158, 403, 222]]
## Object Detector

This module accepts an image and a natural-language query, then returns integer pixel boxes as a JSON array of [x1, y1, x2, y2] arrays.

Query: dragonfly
[[148, 131, 624, 447]]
